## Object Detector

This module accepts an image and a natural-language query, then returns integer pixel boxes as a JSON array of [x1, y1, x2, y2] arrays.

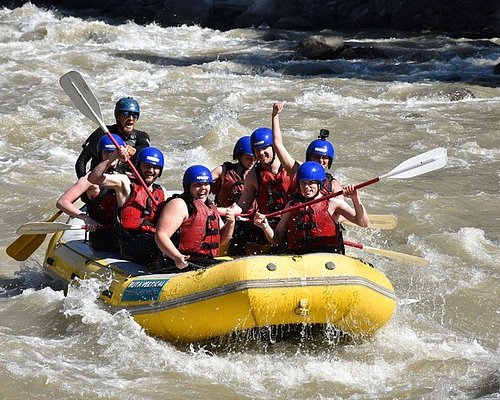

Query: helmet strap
[[265, 148, 276, 167]]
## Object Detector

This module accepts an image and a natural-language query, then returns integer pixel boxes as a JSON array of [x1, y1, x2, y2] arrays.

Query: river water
[[0, 3, 499, 399]]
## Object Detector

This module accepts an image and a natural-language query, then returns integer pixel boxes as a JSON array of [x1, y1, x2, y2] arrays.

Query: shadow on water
[[173, 323, 357, 355], [0, 263, 62, 298]]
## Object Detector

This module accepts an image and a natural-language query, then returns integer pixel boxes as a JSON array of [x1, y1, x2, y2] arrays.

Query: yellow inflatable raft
[[43, 226, 396, 343]]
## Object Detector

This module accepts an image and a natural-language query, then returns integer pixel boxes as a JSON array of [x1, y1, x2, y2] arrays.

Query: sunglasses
[[120, 111, 139, 119]]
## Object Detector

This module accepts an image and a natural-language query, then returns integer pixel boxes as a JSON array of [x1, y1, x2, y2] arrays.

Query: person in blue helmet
[[155, 165, 235, 272], [57, 134, 126, 253], [233, 127, 294, 215], [271, 101, 343, 195], [254, 161, 369, 255], [228, 126, 295, 255], [75, 97, 150, 178], [211, 136, 257, 208], [88, 145, 168, 271]]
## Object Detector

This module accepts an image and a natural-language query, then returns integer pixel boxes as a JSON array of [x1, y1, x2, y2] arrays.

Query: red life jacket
[[255, 164, 293, 214], [287, 196, 343, 254], [179, 199, 220, 257], [120, 182, 166, 233], [213, 162, 245, 207], [83, 188, 117, 226]]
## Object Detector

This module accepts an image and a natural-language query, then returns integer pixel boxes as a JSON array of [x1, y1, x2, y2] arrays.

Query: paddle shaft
[[344, 240, 429, 266], [16, 221, 114, 235], [263, 177, 379, 219]]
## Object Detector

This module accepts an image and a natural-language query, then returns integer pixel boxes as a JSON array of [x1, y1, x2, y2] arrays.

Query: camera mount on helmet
[[319, 129, 330, 140]]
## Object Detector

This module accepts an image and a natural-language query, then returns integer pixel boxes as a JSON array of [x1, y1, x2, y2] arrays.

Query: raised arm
[[272, 102, 300, 174], [87, 148, 131, 206]]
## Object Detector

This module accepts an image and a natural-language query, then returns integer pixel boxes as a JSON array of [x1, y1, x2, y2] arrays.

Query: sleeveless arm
[[155, 198, 191, 268], [272, 102, 300, 174], [56, 174, 100, 228], [330, 186, 369, 228], [235, 168, 258, 213]]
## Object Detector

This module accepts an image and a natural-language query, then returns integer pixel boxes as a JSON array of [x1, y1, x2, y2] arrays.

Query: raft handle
[[295, 299, 309, 316]]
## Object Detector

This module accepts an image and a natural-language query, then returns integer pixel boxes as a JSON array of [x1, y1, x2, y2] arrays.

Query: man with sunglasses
[[75, 97, 151, 178]]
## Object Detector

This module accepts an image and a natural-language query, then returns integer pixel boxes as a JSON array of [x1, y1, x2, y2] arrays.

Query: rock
[[272, 16, 315, 31], [338, 45, 389, 59], [232, 0, 282, 28], [444, 88, 475, 101], [297, 35, 345, 60], [14, 0, 500, 37], [494, 63, 500, 75]]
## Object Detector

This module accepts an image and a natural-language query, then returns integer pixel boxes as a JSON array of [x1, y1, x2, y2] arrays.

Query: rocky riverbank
[[6, 0, 500, 38]]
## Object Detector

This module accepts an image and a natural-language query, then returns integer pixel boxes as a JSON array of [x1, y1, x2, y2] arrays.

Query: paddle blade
[[59, 71, 104, 128], [6, 210, 62, 261], [344, 214, 397, 230], [345, 240, 429, 266], [6, 234, 47, 261], [16, 222, 80, 235], [381, 147, 447, 180], [362, 245, 429, 266]]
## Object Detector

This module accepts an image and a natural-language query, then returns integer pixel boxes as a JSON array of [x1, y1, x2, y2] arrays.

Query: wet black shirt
[[75, 124, 150, 178]]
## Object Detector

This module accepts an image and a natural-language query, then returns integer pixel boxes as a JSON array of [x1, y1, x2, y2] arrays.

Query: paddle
[[17, 222, 91, 235], [263, 147, 448, 219], [234, 213, 398, 230], [344, 240, 429, 266], [343, 214, 397, 230], [59, 71, 158, 205], [6, 210, 62, 261]]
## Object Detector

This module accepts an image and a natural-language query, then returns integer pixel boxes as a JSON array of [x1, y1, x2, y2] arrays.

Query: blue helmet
[[136, 147, 164, 168], [136, 147, 164, 177], [114, 97, 140, 120], [306, 139, 335, 168], [183, 165, 213, 187], [97, 134, 125, 153], [296, 161, 326, 183], [232, 136, 253, 160], [250, 127, 273, 151]]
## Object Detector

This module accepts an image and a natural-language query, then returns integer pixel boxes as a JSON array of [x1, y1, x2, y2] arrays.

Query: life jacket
[[81, 188, 120, 252], [255, 164, 293, 214], [287, 195, 344, 254], [178, 199, 220, 258], [120, 181, 166, 233], [213, 162, 245, 207], [82, 188, 117, 226]]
